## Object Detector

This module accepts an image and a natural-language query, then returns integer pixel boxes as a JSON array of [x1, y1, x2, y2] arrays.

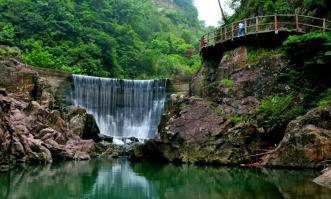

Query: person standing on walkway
[[238, 22, 245, 36]]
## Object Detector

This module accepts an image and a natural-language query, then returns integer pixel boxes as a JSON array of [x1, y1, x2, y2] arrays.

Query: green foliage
[[317, 88, 331, 106], [247, 48, 282, 64], [0, 48, 18, 56], [22, 41, 63, 70], [224, 134, 239, 144], [280, 33, 331, 108], [0, 23, 15, 45], [226, 114, 257, 126], [283, 33, 330, 66], [229, 115, 244, 123], [179, 102, 187, 111], [0, 0, 203, 79], [255, 95, 293, 117], [254, 94, 304, 126], [228, 0, 331, 22], [211, 106, 223, 115], [219, 78, 234, 88]]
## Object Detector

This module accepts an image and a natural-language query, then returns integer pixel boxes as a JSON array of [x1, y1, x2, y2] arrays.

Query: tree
[[0, 0, 204, 79], [217, 0, 229, 23]]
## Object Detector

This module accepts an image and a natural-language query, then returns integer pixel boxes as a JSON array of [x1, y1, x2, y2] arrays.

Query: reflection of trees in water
[[0, 160, 330, 199], [261, 169, 331, 199], [85, 158, 158, 199], [0, 172, 10, 199], [0, 159, 157, 199], [0, 162, 99, 199], [130, 162, 331, 199]]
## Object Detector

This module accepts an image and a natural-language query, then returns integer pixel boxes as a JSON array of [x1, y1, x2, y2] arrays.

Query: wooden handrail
[[200, 14, 330, 51]]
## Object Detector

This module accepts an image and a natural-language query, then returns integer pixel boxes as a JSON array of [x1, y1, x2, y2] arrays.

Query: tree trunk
[[218, 0, 229, 24]]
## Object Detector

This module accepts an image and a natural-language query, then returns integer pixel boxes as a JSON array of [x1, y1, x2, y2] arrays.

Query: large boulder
[[314, 168, 331, 189], [66, 106, 100, 142], [66, 106, 87, 136], [266, 104, 331, 168]]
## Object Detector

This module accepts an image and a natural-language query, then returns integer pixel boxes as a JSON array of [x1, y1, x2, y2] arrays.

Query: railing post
[[199, 36, 203, 51], [224, 27, 227, 40], [232, 23, 234, 38], [244, 19, 247, 35], [274, 14, 278, 34], [323, 18, 326, 33], [220, 28, 222, 43], [256, 16, 259, 33], [213, 31, 216, 46], [296, 15, 299, 32]]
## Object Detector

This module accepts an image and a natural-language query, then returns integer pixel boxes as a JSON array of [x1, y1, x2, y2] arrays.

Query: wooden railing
[[199, 14, 331, 51]]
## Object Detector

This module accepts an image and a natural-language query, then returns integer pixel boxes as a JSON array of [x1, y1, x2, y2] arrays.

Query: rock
[[0, 165, 10, 172], [0, 88, 7, 96], [98, 134, 113, 143], [67, 106, 87, 136], [313, 168, 331, 189], [73, 152, 90, 161], [66, 106, 100, 142], [170, 94, 177, 103], [0, 47, 100, 167], [266, 105, 331, 168], [82, 114, 100, 142], [130, 99, 254, 164], [124, 137, 139, 143], [101, 144, 123, 158]]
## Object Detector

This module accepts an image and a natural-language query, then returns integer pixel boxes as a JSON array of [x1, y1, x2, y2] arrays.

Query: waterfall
[[71, 74, 166, 139]]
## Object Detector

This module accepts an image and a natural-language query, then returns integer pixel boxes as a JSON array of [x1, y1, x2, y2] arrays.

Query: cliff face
[[0, 47, 102, 170], [132, 46, 331, 168]]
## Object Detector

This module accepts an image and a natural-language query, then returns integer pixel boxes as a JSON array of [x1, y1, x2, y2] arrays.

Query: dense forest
[[0, 0, 203, 79], [225, 0, 330, 22]]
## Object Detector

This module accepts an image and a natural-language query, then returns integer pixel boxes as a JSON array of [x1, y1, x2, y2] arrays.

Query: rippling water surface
[[0, 159, 329, 199]]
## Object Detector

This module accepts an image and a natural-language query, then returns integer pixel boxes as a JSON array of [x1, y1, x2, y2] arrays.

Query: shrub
[[229, 115, 244, 123], [219, 78, 234, 88], [317, 88, 331, 106], [254, 94, 304, 126], [211, 106, 223, 115], [280, 33, 331, 108], [0, 48, 18, 56], [247, 48, 281, 64]]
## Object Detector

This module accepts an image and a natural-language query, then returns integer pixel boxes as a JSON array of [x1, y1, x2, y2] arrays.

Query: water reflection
[[0, 159, 330, 199]]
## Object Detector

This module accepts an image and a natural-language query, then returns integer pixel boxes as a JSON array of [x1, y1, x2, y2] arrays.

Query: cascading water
[[70, 74, 166, 139]]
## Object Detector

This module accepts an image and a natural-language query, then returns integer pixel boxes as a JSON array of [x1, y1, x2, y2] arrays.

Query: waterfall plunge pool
[[0, 159, 330, 199]]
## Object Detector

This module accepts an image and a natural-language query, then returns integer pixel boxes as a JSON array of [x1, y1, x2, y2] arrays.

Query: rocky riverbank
[[0, 47, 105, 170]]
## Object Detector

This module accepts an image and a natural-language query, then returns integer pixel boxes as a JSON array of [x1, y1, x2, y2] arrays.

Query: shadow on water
[[0, 159, 330, 199]]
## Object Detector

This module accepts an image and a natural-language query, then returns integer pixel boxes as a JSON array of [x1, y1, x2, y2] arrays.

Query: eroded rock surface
[[265, 105, 331, 168], [0, 51, 102, 166], [314, 168, 331, 189]]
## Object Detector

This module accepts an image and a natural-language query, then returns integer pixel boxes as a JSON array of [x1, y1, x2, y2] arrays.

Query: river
[[0, 159, 329, 199]]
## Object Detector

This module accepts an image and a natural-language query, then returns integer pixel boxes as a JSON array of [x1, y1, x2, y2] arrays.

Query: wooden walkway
[[199, 14, 330, 52]]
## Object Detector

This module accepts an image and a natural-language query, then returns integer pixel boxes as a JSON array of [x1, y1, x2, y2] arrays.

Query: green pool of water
[[0, 158, 329, 199]]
